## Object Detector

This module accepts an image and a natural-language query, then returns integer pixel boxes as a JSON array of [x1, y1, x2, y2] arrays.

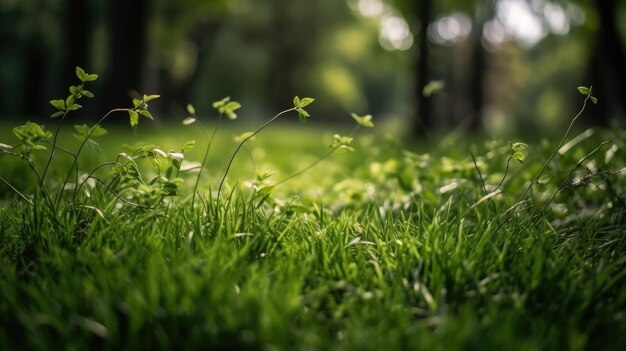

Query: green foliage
[[330, 134, 354, 152], [511, 142, 528, 163], [293, 96, 315, 123], [351, 113, 374, 128], [422, 80, 446, 97], [212, 96, 241, 120], [130, 94, 160, 133], [1, 74, 625, 350], [577, 85, 598, 104], [12, 122, 52, 151], [48, 66, 98, 118]]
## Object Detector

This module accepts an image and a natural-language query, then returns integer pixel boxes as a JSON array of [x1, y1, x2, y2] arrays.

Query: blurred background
[[1, 0, 625, 137]]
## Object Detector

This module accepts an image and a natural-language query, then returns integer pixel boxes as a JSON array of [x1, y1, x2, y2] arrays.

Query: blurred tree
[[149, 0, 229, 116], [62, 0, 92, 86], [466, 0, 496, 131], [0, 0, 61, 117], [393, 0, 434, 134], [587, 0, 626, 125], [101, 0, 148, 113]]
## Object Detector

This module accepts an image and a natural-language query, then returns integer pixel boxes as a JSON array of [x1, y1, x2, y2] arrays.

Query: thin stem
[[275, 149, 336, 187], [217, 108, 296, 200], [41, 111, 70, 185], [494, 154, 512, 192], [56, 108, 129, 207], [471, 153, 488, 195], [513, 94, 590, 204], [1, 152, 43, 184], [89, 177, 151, 209], [275, 124, 362, 187], [0, 176, 33, 206], [74, 161, 122, 202], [43, 141, 77, 158], [498, 93, 591, 226], [540, 141, 610, 213], [191, 115, 223, 211]]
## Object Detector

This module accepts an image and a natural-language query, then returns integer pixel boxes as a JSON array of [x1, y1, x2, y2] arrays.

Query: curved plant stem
[[494, 154, 513, 192], [0, 176, 33, 206], [41, 111, 70, 186], [540, 141, 610, 213], [191, 115, 223, 211], [1, 151, 43, 184], [513, 94, 590, 205], [275, 124, 361, 187], [275, 149, 336, 187], [55, 108, 129, 207], [216, 108, 295, 201], [498, 93, 591, 226]]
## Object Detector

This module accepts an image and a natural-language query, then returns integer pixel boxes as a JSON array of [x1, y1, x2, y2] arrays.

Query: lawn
[[1, 104, 625, 350]]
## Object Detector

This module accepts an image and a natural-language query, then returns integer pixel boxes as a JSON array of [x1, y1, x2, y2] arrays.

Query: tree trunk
[[590, 0, 626, 125], [266, 0, 297, 112], [414, 0, 432, 135], [467, 1, 493, 131], [102, 0, 148, 114], [63, 0, 91, 84], [21, 36, 47, 117]]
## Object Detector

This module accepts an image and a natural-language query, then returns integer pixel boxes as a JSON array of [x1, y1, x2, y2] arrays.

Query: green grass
[[1, 120, 625, 350]]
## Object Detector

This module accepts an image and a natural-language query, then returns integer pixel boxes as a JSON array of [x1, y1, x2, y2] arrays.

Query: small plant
[[0, 67, 162, 230], [182, 96, 241, 210], [216, 96, 315, 200]]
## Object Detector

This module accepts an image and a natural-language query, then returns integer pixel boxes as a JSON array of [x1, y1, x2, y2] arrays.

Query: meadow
[[0, 81, 625, 350]]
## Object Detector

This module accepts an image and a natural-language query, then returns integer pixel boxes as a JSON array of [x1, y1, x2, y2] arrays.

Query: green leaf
[[66, 95, 76, 107], [512, 142, 528, 152], [89, 124, 108, 137], [0, 143, 13, 151], [73, 124, 89, 139], [336, 145, 355, 153], [168, 151, 184, 162], [84, 74, 98, 82], [82, 90, 95, 98], [299, 108, 310, 117], [226, 110, 237, 120], [143, 94, 160, 102], [183, 140, 196, 151], [293, 96, 301, 108], [50, 111, 64, 119], [513, 151, 525, 163], [186, 103, 196, 115], [234, 131, 255, 143], [330, 134, 354, 150], [225, 101, 241, 112], [85, 138, 102, 153], [76, 66, 87, 81], [67, 103, 82, 111], [31, 144, 47, 151], [299, 97, 315, 108], [590, 96, 598, 104], [69, 85, 79, 95], [423, 80, 446, 97], [212, 96, 230, 110], [140, 110, 154, 120], [49, 99, 65, 110], [298, 109, 309, 123], [132, 98, 142, 108], [182, 117, 196, 126], [129, 110, 139, 131], [257, 185, 275, 196], [577, 86, 590, 95], [351, 113, 374, 128]]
